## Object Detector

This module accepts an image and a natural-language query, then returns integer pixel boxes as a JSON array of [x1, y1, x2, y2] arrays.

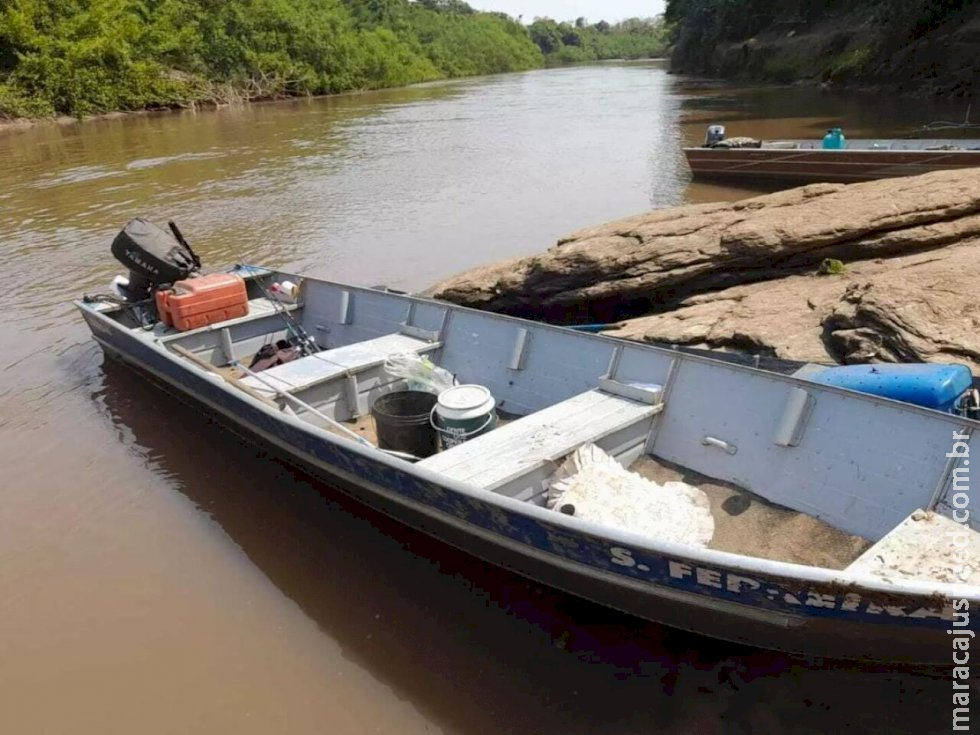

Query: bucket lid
[[436, 385, 495, 421]]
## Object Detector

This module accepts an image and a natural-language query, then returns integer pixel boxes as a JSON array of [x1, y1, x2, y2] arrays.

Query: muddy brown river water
[[0, 63, 971, 733]]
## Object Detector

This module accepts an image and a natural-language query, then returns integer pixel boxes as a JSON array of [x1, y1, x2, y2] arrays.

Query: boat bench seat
[[417, 388, 663, 499], [239, 333, 439, 398], [157, 297, 300, 340], [845, 510, 980, 586]]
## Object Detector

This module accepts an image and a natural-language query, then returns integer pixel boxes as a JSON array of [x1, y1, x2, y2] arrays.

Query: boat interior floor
[[335, 413, 380, 447], [214, 361, 249, 384], [324, 413, 516, 457], [158, 306, 898, 573], [629, 456, 872, 570], [206, 348, 871, 570], [315, 412, 871, 571]]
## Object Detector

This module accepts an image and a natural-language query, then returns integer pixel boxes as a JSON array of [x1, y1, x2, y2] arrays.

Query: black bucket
[[370, 391, 439, 459]]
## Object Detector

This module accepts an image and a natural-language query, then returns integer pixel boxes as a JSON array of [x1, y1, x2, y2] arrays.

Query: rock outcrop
[[429, 169, 980, 371]]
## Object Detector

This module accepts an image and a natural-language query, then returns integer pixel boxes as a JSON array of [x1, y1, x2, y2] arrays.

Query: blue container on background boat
[[822, 127, 846, 150], [810, 363, 973, 413]]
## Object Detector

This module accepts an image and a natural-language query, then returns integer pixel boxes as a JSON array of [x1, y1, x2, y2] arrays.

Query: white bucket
[[431, 385, 497, 450]]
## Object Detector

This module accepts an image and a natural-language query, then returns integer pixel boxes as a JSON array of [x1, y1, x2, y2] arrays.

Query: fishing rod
[[233, 360, 419, 461], [909, 105, 980, 136], [166, 220, 319, 356], [167, 220, 202, 270], [243, 267, 319, 356]]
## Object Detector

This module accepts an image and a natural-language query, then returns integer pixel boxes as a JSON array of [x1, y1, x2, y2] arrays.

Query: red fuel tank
[[156, 273, 249, 331]]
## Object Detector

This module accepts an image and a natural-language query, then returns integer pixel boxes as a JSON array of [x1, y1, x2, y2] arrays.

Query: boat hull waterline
[[684, 144, 980, 183]]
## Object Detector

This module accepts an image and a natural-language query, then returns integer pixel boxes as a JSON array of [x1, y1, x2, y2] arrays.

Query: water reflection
[[677, 82, 977, 144], [90, 358, 956, 734]]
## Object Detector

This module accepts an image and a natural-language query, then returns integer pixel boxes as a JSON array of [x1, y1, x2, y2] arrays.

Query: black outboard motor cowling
[[110, 218, 199, 301], [704, 124, 726, 147]]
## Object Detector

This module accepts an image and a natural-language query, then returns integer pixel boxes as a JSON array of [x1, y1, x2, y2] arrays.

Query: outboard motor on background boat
[[704, 124, 726, 147], [110, 218, 201, 301], [958, 388, 980, 421]]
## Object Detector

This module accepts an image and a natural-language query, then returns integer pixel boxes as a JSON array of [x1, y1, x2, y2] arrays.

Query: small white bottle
[[270, 281, 297, 303]]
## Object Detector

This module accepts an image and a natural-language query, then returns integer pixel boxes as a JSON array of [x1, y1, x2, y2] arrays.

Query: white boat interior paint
[[91, 268, 979, 545], [238, 333, 437, 401]]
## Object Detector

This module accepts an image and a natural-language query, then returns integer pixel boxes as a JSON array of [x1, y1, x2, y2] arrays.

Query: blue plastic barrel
[[809, 364, 973, 413]]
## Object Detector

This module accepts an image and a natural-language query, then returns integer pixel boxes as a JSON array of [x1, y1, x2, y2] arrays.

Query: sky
[[466, 0, 666, 23]]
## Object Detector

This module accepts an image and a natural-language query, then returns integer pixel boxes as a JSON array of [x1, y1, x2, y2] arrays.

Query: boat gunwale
[[682, 141, 980, 154], [75, 276, 980, 606], [240, 272, 980, 432]]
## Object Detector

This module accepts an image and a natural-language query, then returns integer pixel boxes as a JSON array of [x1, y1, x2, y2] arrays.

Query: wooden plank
[[419, 389, 659, 489], [319, 333, 436, 369], [238, 333, 437, 396], [239, 357, 347, 395]]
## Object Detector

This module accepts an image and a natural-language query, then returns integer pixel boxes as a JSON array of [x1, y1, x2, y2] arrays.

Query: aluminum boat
[[77, 223, 980, 665]]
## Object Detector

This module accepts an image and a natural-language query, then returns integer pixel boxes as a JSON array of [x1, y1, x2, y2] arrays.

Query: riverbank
[[0, 0, 542, 121], [429, 168, 980, 372], [0, 108, 181, 135], [0, 57, 678, 136], [665, 2, 980, 98], [0, 84, 435, 135], [0, 1, 671, 123]]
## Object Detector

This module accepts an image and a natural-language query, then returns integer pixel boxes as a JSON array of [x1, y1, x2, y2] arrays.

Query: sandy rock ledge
[[429, 169, 980, 371]]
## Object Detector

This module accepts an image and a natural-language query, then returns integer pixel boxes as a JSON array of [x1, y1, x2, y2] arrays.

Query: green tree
[[0, 0, 544, 119], [528, 15, 670, 63]]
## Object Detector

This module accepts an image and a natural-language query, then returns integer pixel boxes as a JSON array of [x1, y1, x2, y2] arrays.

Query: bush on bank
[[0, 0, 672, 120], [0, 0, 542, 118]]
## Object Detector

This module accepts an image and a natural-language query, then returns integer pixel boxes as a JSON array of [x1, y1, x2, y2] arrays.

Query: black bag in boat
[[249, 340, 301, 372], [110, 218, 199, 299]]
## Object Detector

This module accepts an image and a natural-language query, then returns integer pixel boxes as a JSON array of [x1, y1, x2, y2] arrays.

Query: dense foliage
[[664, 0, 975, 40], [527, 16, 670, 63], [0, 0, 674, 120], [664, 0, 977, 76], [0, 0, 543, 118]]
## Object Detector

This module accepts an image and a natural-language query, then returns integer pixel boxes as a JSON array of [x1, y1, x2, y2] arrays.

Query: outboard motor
[[110, 218, 201, 301], [957, 388, 980, 421], [704, 124, 726, 147]]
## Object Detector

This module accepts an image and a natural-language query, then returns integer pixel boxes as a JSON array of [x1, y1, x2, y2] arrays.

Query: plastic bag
[[384, 352, 455, 394]]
